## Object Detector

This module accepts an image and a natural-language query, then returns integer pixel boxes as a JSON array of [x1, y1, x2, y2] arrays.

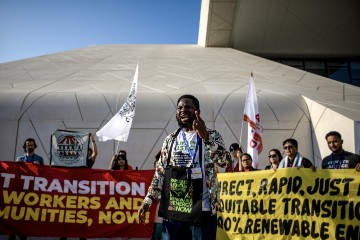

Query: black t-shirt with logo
[[322, 151, 360, 169]]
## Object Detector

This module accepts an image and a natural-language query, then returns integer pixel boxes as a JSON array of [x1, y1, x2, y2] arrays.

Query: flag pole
[[116, 140, 120, 154], [238, 114, 246, 172], [239, 72, 252, 152], [239, 107, 246, 151], [238, 72, 252, 171]]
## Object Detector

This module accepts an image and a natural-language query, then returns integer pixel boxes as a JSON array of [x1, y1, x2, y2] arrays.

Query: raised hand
[[193, 111, 208, 141]]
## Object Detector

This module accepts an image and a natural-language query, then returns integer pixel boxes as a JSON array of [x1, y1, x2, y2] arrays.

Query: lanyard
[[181, 130, 200, 165], [331, 152, 344, 169]]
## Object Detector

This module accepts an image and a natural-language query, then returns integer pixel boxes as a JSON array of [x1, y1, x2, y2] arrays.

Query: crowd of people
[[138, 94, 360, 240], [224, 131, 360, 173], [12, 133, 133, 240], [12, 94, 360, 240]]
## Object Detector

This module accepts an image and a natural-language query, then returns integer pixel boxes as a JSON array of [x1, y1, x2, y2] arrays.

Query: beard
[[332, 147, 342, 154], [27, 148, 34, 153], [176, 116, 194, 129]]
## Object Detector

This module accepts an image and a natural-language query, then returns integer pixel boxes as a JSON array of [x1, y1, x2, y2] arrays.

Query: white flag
[[243, 73, 263, 168], [96, 64, 139, 142]]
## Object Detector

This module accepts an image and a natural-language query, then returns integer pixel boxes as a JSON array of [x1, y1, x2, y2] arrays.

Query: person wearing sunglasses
[[278, 138, 315, 171], [264, 149, 282, 170], [225, 143, 244, 172], [322, 131, 360, 171]]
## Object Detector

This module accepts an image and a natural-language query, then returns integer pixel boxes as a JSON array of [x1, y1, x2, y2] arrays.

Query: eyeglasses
[[242, 159, 251, 163], [283, 145, 294, 150], [268, 154, 277, 158]]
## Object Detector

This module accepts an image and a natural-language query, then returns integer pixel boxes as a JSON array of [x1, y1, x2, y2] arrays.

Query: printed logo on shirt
[[327, 159, 349, 169], [173, 134, 198, 166]]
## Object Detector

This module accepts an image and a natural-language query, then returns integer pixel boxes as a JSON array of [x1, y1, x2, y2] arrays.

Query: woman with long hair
[[109, 151, 133, 170], [264, 148, 282, 170]]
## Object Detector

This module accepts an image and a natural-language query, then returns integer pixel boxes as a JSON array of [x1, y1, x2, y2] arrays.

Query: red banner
[[0, 161, 156, 238]]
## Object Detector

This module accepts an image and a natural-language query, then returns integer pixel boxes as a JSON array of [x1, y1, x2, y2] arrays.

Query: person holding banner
[[86, 133, 98, 168], [264, 148, 282, 170], [278, 138, 316, 171], [16, 138, 44, 165], [11, 139, 44, 240], [322, 131, 360, 171], [58, 133, 97, 240], [225, 143, 243, 172], [138, 94, 231, 240], [239, 153, 258, 172]]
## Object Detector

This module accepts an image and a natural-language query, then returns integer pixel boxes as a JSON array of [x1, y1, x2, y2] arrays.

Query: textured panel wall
[[1, 45, 359, 170]]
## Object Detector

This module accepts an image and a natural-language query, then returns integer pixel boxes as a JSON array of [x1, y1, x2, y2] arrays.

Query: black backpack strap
[[199, 137, 202, 167], [166, 128, 182, 166]]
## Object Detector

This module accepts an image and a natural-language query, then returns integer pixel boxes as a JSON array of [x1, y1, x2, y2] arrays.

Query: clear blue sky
[[0, 0, 201, 63]]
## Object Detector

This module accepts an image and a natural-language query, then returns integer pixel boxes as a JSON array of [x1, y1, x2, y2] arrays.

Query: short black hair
[[283, 138, 298, 148], [325, 131, 341, 140], [177, 94, 200, 109], [229, 143, 239, 152], [240, 153, 252, 161], [22, 138, 37, 151]]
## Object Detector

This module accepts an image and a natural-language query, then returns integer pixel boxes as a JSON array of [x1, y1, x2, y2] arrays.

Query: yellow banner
[[217, 168, 360, 240]]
